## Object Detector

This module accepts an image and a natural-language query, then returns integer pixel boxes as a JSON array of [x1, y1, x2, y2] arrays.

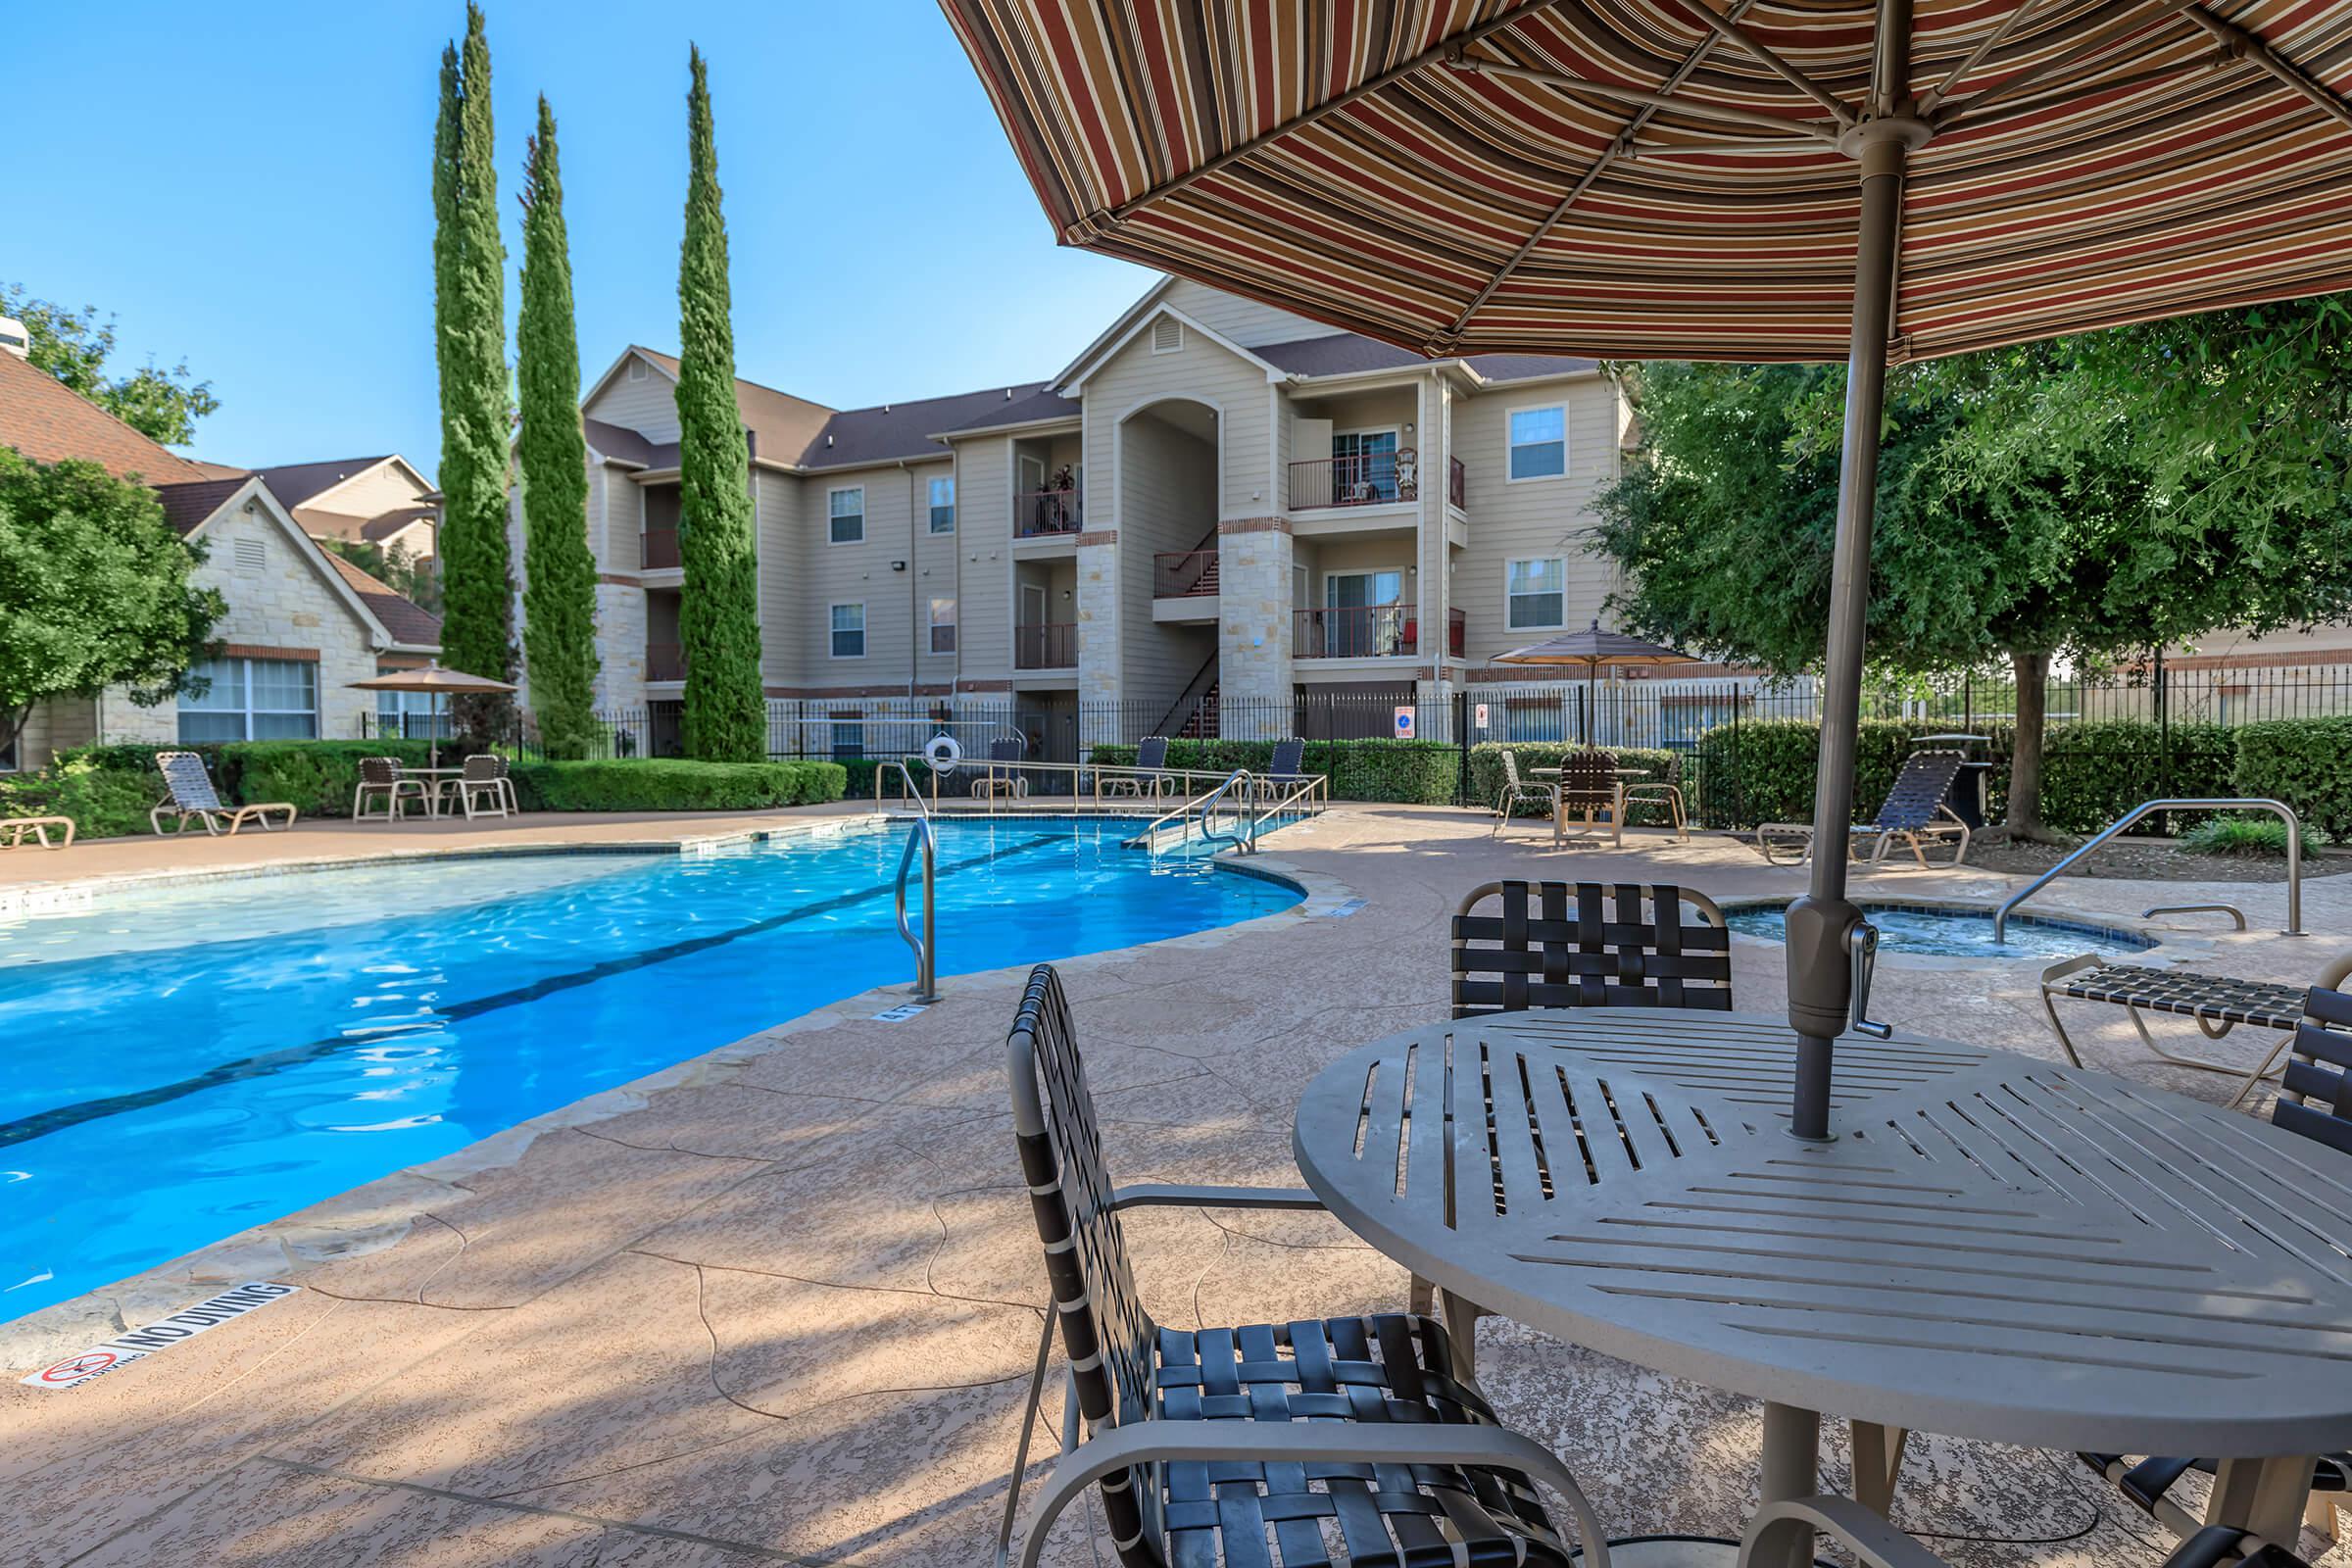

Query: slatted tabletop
[[1293, 1007, 2352, 1459]]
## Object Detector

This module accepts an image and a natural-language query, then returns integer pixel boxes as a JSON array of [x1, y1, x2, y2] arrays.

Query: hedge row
[[2235, 717, 2352, 838], [1088, 738, 1461, 805], [510, 759, 846, 812], [1466, 743, 1687, 823]]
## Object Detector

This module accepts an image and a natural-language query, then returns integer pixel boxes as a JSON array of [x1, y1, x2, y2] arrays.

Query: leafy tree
[[1593, 337, 2352, 842], [1, 286, 220, 445], [0, 451, 224, 760], [515, 95, 602, 760], [318, 536, 440, 613], [672, 46, 766, 762], [431, 3, 517, 738]]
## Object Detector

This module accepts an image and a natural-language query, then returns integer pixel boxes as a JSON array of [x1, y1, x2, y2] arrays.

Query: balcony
[[1014, 490, 1083, 539], [1288, 449, 1417, 511], [647, 641, 686, 682], [1295, 604, 1426, 660], [1014, 622, 1076, 669], [641, 527, 680, 570], [1152, 548, 1219, 599]]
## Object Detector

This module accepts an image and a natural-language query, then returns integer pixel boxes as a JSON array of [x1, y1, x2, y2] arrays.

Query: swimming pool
[[1724, 900, 2157, 960], [0, 819, 1298, 1323]]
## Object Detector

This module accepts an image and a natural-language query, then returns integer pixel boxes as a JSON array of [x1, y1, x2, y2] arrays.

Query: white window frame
[[1504, 557, 1568, 633], [1331, 425, 1404, 504], [928, 595, 956, 655], [927, 475, 956, 534], [829, 601, 866, 660], [827, 486, 865, 545], [1505, 402, 1568, 483], [176, 655, 320, 742]]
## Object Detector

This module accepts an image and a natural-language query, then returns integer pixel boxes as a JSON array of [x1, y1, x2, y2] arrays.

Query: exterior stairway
[[1178, 682, 1220, 738], [1187, 553, 1220, 596]]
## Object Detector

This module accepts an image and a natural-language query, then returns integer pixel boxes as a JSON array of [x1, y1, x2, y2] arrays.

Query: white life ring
[[923, 733, 962, 774]]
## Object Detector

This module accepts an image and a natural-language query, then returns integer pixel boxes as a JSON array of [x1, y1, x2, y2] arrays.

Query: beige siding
[[1450, 374, 1618, 665], [1162, 277, 1340, 350], [307, 460, 431, 519], [794, 464, 925, 688], [584, 359, 680, 444], [1114, 412, 1220, 714], [952, 436, 1012, 678], [1082, 328, 1273, 521], [755, 467, 806, 687]]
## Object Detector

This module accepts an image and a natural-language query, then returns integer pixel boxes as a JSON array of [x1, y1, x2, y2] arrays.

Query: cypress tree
[[674, 46, 766, 762], [516, 96, 600, 759], [431, 2, 517, 739]]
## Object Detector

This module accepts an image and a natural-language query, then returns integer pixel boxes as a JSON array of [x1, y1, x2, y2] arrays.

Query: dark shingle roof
[[1252, 333, 1597, 383], [803, 382, 1063, 467], [361, 505, 438, 544], [0, 349, 213, 484], [1463, 353, 1602, 382], [583, 417, 678, 469], [251, 456, 397, 510], [944, 385, 1082, 436], [325, 555, 442, 648], [154, 476, 253, 535]]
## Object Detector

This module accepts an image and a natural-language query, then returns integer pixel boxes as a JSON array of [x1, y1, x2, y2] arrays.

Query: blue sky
[[16, 1, 1156, 477]]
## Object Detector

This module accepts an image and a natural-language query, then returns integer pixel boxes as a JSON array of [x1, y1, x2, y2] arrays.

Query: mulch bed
[[1960, 834, 2347, 884]]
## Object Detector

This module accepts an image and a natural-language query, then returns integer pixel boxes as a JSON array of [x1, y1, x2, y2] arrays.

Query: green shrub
[[0, 755, 163, 839], [2234, 716, 2352, 838], [1465, 743, 1685, 822], [508, 758, 847, 812], [1087, 738, 1459, 805], [223, 739, 435, 818], [1687, 719, 1935, 830], [2032, 720, 2234, 834], [2177, 814, 2328, 857]]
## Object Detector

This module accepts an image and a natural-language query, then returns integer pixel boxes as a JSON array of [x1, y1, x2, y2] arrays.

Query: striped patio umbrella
[[943, 0, 2352, 1148]]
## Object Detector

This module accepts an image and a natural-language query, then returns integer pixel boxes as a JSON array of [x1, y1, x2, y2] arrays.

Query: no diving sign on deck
[[21, 1282, 300, 1391]]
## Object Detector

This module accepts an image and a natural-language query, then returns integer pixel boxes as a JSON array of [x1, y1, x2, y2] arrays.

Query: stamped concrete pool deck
[[6, 805, 2348, 1567]]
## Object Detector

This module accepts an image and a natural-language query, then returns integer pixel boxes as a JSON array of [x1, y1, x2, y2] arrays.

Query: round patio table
[[1293, 1007, 2352, 1559]]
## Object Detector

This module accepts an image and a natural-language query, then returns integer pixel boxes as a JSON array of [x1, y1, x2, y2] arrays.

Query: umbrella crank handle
[[1846, 921, 1893, 1040]]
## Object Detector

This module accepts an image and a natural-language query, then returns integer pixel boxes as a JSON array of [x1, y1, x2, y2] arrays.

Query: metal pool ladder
[[1992, 796, 2304, 942], [1126, 768, 1260, 855], [885, 760, 940, 1002]]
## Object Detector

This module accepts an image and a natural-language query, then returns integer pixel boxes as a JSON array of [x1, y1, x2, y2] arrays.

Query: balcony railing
[[1288, 449, 1417, 511], [1447, 455, 1466, 509], [641, 527, 681, 570], [1296, 604, 1420, 660], [1014, 622, 1077, 669], [1447, 607, 1466, 658], [647, 641, 686, 682], [1153, 548, 1219, 598], [1014, 490, 1083, 538]]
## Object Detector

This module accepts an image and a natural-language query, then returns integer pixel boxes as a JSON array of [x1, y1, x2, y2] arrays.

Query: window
[[827, 486, 864, 544], [830, 720, 864, 760], [1332, 428, 1401, 502], [1507, 405, 1567, 480], [929, 596, 956, 655], [1505, 557, 1566, 631], [830, 602, 865, 659], [178, 656, 318, 742], [928, 475, 956, 533], [1151, 317, 1183, 354], [374, 689, 450, 742]]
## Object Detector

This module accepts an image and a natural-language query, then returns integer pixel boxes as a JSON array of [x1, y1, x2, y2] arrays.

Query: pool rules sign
[[22, 1282, 299, 1390]]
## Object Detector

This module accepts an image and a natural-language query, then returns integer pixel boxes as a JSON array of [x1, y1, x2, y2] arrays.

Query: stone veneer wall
[[1217, 517, 1293, 740], [594, 581, 649, 710], [1074, 531, 1120, 752]]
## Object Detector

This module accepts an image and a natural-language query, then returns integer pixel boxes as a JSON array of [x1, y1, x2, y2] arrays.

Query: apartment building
[[563, 276, 1634, 758]]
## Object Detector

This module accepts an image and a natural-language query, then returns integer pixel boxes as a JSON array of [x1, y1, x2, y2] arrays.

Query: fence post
[[1454, 689, 1471, 806], [2154, 648, 2170, 837]]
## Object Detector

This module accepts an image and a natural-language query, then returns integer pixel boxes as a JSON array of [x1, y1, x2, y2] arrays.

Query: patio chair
[[1755, 750, 1970, 868], [998, 961, 1609, 1568], [1552, 748, 1625, 848], [2074, 980, 2352, 1548], [1739, 1496, 2311, 1568], [1, 815, 76, 851], [1492, 750, 1558, 836], [150, 751, 298, 836], [1429, 880, 1735, 1367], [2037, 949, 2352, 1108], [353, 756, 430, 822], [1102, 735, 1169, 801], [448, 755, 515, 818], [973, 737, 1029, 800]]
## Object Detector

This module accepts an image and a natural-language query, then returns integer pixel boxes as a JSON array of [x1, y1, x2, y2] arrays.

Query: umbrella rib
[[1667, 0, 1858, 128], [1433, 0, 1768, 351], [1917, 0, 2052, 115], [1931, 0, 2184, 128], [1099, 0, 1573, 227], [1451, 57, 1843, 139], [2173, 3, 2352, 128]]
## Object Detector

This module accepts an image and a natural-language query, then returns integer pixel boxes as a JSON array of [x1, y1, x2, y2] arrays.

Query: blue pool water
[[1725, 901, 2156, 960], [0, 819, 1297, 1322]]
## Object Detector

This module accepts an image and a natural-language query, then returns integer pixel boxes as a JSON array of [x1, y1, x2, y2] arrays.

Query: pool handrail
[[1992, 797, 2303, 942], [883, 760, 939, 1002], [1128, 768, 1257, 854]]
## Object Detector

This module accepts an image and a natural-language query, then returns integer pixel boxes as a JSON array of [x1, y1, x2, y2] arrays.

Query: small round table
[[1293, 1007, 2352, 1557]]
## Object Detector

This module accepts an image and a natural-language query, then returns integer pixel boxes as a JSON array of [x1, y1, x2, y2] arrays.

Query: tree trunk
[[0, 703, 29, 765], [2002, 648, 2064, 844]]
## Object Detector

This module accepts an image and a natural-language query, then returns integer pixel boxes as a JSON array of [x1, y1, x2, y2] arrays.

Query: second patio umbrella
[[1495, 618, 1696, 744], [944, 0, 2352, 1143], [347, 664, 516, 769]]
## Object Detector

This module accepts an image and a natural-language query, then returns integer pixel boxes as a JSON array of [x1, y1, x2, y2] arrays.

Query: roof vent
[[883, 404, 891, 413], [627, 359, 648, 381], [825, 433, 835, 448], [1004, 387, 1014, 400], [1151, 317, 1183, 355]]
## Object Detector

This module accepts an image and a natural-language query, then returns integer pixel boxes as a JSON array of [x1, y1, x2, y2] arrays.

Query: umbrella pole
[[1783, 131, 1909, 1142]]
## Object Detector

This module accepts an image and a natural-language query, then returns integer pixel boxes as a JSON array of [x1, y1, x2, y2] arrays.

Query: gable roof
[[630, 348, 836, 467], [252, 455, 399, 510], [361, 505, 438, 544], [1057, 302, 1282, 393], [1251, 334, 1598, 383], [803, 383, 1058, 468], [942, 385, 1082, 438], [0, 348, 212, 483], [326, 554, 442, 649], [154, 476, 255, 535]]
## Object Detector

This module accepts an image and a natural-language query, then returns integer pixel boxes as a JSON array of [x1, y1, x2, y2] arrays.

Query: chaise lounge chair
[[151, 751, 298, 836], [1756, 749, 1971, 868], [1100, 734, 1168, 800], [972, 737, 1028, 800]]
